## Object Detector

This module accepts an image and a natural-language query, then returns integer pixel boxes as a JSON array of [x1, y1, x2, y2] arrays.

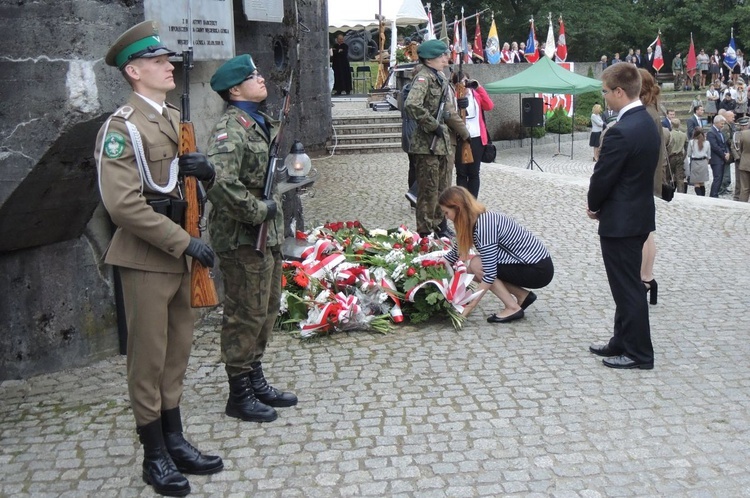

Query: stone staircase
[[660, 89, 703, 125], [328, 99, 402, 155]]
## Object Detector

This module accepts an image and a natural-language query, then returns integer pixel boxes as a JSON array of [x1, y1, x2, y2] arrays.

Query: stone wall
[[0, 0, 330, 380]]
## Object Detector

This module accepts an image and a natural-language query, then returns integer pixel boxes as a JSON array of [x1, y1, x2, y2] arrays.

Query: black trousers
[[600, 234, 654, 363]]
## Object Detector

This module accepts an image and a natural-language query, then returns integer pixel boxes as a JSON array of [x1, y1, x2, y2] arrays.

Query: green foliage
[[545, 107, 573, 134], [573, 66, 602, 123], [530, 126, 546, 139], [430, 0, 750, 64]]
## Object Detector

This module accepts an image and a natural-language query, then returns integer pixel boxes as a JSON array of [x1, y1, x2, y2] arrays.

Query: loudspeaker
[[522, 97, 544, 127]]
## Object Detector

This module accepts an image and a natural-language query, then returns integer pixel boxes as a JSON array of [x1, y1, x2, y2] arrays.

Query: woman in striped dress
[[439, 186, 554, 323]]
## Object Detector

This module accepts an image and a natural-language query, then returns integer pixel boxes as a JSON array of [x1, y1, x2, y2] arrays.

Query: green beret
[[417, 39, 449, 60], [210, 54, 257, 92], [105, 20, 175, 69]]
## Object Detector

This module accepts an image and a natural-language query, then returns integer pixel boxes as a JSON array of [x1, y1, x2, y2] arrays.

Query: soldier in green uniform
[[206, 54, 298, 423], [94, 20, 223, 497], [404, 39, 470, 237]]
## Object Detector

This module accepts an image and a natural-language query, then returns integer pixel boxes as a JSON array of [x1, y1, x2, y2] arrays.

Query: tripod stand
[[525, 127, 543, 171]]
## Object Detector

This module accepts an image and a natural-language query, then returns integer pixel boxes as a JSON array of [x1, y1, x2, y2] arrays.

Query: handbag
[[482, 143, 497, 163], [661, 141, 676, 202], [480, 110, 497, 162]]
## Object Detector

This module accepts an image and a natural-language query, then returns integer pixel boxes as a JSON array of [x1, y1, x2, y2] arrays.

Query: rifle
[[429, 89, 447, 154], [255, 75, 294, 257], [179, 5, 219, 308]]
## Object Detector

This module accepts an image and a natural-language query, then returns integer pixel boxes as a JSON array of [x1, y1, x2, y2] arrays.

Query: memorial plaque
[[145, 0, 235, 60], [243, 0, 284, 23]]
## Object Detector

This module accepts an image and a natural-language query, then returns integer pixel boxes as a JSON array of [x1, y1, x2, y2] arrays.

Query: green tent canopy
[[484, 56, 602, 95]]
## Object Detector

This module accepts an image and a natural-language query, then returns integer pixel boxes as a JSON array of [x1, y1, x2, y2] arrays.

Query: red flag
[[473, 13, 484, 62], [555, 16, 567, 62], [686, 33, 697, 78], [653, 34, 664, 72]]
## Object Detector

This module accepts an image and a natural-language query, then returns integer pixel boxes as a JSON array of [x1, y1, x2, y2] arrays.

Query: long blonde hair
[[438, 186, 486, 258]]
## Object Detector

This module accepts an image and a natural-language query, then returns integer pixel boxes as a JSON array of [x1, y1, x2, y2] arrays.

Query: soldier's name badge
[[216, 132, 228, 141], [104, 132, 126, 159]]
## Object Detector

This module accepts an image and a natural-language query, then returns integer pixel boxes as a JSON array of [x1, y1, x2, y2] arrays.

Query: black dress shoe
[[487, 309, 524, 323], [588, 343, 623, 357], [520, 291, 537, 310], [602, 355, 654, 370]]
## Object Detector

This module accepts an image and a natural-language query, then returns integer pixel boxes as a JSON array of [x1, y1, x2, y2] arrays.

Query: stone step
[[333, 123, 402, 135], [326, 142, 403, 154], [332, 115, 401, 126], [332, 132, 402, 145]]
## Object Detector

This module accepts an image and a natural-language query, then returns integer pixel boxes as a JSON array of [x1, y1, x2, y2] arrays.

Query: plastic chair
[[353, 66, 371, 94]]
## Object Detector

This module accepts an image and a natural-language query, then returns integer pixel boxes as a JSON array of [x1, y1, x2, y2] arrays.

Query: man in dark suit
[[634, 49, 643, 68], [661, 109, 675, 130], [687, 105, 704, 139], [644, 46, 655, 75], [707, 114, 730, 197], [587, 63, 660, 370]]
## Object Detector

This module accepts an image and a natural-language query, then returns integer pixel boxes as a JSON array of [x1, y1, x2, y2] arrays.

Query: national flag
[[424, 8, 435, 41], [544, 15, 555, 59], [555, 16, 567, 62], [461, 10, 470, 63], [524, 18, 539, 63], [439, 5, 449, 44], [686, 33, 697, 79], [473, 13, 484, 62], [726, 28, 737, 69], [485, 16, 500, 64], [452, 17, 460, 64], [653, 34, 664, 72]]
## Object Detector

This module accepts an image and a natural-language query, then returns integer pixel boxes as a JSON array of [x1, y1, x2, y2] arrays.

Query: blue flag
[[726, 30, 737, 69]]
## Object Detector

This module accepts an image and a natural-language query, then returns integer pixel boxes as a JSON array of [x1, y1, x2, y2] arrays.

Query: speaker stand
[[526, 128, 543, 171]]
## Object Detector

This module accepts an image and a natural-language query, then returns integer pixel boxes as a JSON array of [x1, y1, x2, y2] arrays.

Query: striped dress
[[444, 211, 550, 285]]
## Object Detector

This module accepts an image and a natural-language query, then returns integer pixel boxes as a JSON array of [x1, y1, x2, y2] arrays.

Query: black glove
[[262, 200, 277, 221], [435, 124, 447, 136], [456, 97, 469, 109], [184, 236, 215, 268], [466, 79, 479, 89], [178, 152, 215, 182]]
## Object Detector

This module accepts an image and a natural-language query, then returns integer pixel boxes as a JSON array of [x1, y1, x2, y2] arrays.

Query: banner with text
[[243, 0, 284, 22]]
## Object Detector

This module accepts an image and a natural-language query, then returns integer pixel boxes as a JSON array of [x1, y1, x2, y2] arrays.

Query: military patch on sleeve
[[416, 77, 426, 82], [216, 132, 228, 141], [237, 115, 251, 129], [104, 132, 126, 159]]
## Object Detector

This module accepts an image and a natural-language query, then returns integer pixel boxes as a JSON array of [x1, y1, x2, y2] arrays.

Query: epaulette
[[112, 105, 135, 120]]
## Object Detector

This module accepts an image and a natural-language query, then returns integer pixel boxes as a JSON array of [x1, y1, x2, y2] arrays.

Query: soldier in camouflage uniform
[[404, 39, 470, 237], [206, 54, 298, 424]]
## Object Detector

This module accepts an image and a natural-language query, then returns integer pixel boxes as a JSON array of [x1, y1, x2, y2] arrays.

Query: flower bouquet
[[277, 221, 482, 338]]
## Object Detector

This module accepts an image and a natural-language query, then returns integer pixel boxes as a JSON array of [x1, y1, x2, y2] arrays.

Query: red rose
[[406, 267, 416, 277]]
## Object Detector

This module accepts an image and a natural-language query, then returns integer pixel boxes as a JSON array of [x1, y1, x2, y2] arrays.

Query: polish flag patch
[[216, 132, 228, 141], [416, 77, 426, 82]]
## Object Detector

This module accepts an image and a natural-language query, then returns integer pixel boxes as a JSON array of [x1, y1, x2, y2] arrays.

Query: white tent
[[327, 0, 428, 32]]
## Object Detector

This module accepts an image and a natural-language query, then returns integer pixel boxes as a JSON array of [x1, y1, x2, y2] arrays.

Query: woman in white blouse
[[590, 104, 604, 161]]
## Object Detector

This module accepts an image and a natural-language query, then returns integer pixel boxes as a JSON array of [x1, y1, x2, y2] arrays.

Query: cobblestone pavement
[[3, 137, 750, 497]]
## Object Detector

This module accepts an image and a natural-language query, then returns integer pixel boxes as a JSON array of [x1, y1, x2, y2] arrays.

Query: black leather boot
[[137, 419, 190, 497], [226, 373, 278, 422], [435, 219, 455, 239], [248, 362, 298, 408], [162, 407, 224, 475]]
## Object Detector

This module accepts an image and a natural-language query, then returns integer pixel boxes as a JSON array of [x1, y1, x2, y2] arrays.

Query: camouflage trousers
[[218, 245, 282, 377], [414, 153, 452, 235]]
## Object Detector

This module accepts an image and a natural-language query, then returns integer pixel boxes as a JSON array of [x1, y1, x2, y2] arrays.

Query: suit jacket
[[686, 115, 702, 140], [707, 125, 729, 167], [588, 105, 659, 238], [661, 117, 672, 131], [95, 93, 191, 273]]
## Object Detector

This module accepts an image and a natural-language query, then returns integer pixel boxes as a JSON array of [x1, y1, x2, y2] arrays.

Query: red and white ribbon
[[404, 260, 482, 314]]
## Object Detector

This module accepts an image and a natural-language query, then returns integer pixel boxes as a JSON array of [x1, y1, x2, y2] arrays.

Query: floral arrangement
[[278, 221, 482, 338]]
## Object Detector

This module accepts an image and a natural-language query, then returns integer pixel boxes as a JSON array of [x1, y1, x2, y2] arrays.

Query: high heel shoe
[[643, 279, 658, 305]]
